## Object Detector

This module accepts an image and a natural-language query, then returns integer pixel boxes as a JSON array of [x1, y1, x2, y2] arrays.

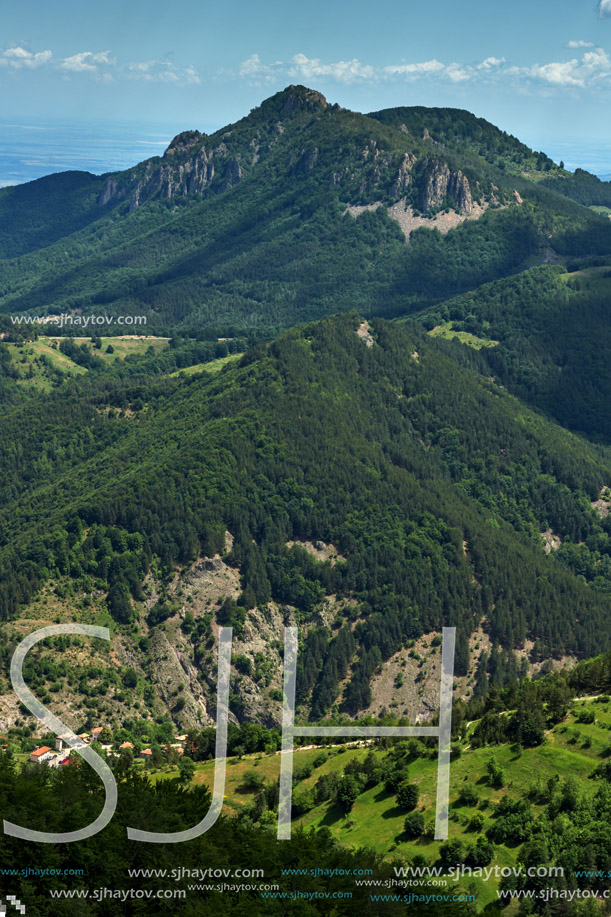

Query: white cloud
[[289, 53, 375, 83], [62, 52, 99, 72], [126, 58, 199, 84], [239, 53, 497, 86], [239, 53, 266, 77], [238, 53, 281, 82], [184, 66, 201, 85], [236, 47, 611, 96], [524, 60, 585, 87], [445, 63, 472, 82], [383, 59, 445, 76], [0, 47, 52, 69], [511, 46, 611, 88], [478, 56, 506, 69], [0, 45, 198, 85], [599, 0, 611, 17]]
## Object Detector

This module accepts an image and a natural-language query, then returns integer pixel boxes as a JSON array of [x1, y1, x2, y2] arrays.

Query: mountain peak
[[258, 84, 328, 118], [164, 129, 205, 157]]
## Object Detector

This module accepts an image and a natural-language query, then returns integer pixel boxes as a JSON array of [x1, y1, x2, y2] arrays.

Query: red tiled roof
[[31, 746, 51, 757]]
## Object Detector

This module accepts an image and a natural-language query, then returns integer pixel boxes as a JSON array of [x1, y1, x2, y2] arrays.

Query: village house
[[29, 746, 52, 764], [140, 748, 153, 760], [55, 732, 74, 751]]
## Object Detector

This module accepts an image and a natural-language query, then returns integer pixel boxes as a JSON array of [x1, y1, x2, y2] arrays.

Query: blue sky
[[2, 0, 611, 168]]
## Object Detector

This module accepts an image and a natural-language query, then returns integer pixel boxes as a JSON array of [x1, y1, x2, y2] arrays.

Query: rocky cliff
[[96, 85, 479, 222], [419, 159, 473, 213]]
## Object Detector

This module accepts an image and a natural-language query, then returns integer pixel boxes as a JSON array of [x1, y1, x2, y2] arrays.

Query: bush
[[403, 812, 425, 839], [235, 655, 254, 676], [439, 839, 464, 866], [577, 708, 595, 724], [396, 780, 419, 811], [336, 775, 360, 813], [468, 812, 485, 832], [457, 784, 479, 807], [486, 756, 506, 789], [241, 769, 266, 792], [465, 836, 494, 867], [122, 668, 138, 689]]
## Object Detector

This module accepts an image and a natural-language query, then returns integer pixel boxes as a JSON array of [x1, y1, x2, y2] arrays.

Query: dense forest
[[0, 86, 611, 914], [413, 263, 611, 442], [1, 315, 610, 721], [1, 87, 611, 336]]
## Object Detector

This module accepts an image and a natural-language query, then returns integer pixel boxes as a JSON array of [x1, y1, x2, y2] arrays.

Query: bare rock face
[[220, 156, 243, 191], [164, 130, 203, 157], [419, 159, 472, 213], [187, 152, 215, 194], [419, 160, 450, 210], [280, 85, 327, 114], [391, 152, 417, 198], [448, 170, 473, 213], [99, 143, 239, 209], [98, 177, 121, 206], [149, 629, 209, 729]]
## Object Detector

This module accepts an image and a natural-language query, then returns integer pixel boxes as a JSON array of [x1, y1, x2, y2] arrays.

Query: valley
[[1, 85, 611, 914]]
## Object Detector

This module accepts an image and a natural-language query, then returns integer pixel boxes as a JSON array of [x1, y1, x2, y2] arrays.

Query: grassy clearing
[[138, 698, 611, 903], [429, 322, 499, 350], [559, 264, 611, 293], [170, 353, 243, 377], [6, 340, 87, 390], [65, 335, 170, 363], [4, 335, 170, 389]]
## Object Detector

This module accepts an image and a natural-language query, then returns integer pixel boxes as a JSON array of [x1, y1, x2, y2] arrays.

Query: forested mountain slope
[[411, 263, 611, 442], [1, 315, 610, 726], [1, 86, 610, 335]]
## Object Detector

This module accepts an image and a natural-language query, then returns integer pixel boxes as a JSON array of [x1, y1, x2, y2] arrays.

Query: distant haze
[[0, 121, 175, 187], [2, 117, 611, 188]]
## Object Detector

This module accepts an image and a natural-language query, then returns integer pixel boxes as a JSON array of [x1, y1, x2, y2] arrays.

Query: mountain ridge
[[1, 84, 610, 337], [1, 313, 611, 732]]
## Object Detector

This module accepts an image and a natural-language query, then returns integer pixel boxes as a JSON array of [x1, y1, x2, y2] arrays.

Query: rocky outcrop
[[220, 156, 243, 191], [149, 628, 210, 729], [98, 141, 242, 209], [164, 130, 204, 157], [98, 177, 121, 207], [448, 170, 473, 212], [419, 159, 472, 213], [391, 152, 417, 197], [279, 85, 327, 115], [295, 147, 319, 174]]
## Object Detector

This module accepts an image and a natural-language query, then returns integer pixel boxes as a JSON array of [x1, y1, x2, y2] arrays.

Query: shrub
[[403, 812, 425, 839], [396, 781, 419, 811], [457, 784, 479, 807]]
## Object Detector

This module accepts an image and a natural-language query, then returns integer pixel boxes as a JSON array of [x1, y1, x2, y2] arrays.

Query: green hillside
[[410, 262, 611, 442], [1, 89, 610, 915], [1, 87, 610, 337], [3, 650, 611, 913], [1, 314, 611, 724]]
